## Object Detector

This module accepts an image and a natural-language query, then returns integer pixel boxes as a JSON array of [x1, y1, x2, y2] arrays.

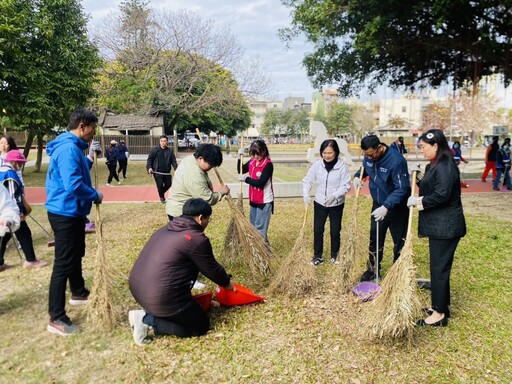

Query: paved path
[[25, 178, 503, 205]]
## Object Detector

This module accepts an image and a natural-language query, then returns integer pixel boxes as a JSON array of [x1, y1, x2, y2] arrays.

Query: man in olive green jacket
[[166, 144, 230, 220]]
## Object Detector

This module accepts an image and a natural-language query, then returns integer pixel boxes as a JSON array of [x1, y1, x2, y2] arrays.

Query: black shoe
[[417, 316, 448, 327], [422, 308, 450, 318], [359, 269, 380, 282], [310, 258, 324, 266], [160, 198, 166, 204], [493, 187, 500, 191]]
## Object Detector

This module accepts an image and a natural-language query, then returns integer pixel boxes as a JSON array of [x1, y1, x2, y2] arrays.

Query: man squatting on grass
[[45, 109, 103, 336], [128, 198, 236, 346]]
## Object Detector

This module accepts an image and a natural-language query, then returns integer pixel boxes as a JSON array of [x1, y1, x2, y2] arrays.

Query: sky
[[81, 0, 318, 102]]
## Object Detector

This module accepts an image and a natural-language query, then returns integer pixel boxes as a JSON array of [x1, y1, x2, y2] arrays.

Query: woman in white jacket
[[303, 139, 351, 266]]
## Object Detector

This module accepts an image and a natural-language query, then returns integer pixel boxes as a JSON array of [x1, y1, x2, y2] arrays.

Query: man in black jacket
[[146, 135, 178, 203], [128, 198, 236, 345]]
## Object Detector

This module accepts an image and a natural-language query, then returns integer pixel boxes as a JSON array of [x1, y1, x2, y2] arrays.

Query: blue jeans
[[493, 168, 512, 189], [249, 203, 272, 241]]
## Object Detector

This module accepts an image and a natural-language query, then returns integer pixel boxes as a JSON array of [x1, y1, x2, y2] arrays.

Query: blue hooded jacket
[[355, 144, 411, 210], [45, 131, 98, 218]]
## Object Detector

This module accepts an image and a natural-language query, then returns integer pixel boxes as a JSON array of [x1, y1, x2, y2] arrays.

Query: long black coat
[[418, 161, 466, 240]]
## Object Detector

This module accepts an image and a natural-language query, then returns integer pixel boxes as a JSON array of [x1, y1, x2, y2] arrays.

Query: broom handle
[[94, 151, 101, 226], [406, 170, 417, 236], [301, 203, 309, 229], [354, 166, 365, 199], [239, 152, 244, 196]]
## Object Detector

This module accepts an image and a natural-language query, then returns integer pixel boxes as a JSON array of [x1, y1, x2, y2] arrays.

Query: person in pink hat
[[0, 150, 48, 270]]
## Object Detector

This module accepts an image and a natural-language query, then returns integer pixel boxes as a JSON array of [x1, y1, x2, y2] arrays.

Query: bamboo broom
[[361, 171, 421, 340], [269, 204, 317, 297], [86, 152, 118, 331], [223, 144, 245, 263], [196, 130, 271, 278], [339, 166, 365, 292]]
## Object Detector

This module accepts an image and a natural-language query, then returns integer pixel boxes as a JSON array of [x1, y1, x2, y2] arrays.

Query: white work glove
[[353, 177, 363, 190], [89, 140, 101, 156], [0, 221, 11, 237], [410, 163, 421, 173], [238, 174, 247, 182], [325, 195, 336, 206], [371, 206, 388, 221], [238, 148, 245, 156], [125, 151, 129, 158], [407, 196, 423, 210], [94, 191, 104, 204], [303, 195, 311, 206]]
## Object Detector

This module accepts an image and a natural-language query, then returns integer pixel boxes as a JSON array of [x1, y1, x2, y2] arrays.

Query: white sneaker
[[106, 183, 111, 186], [118, 179, 123, 184], [128, 310, 150, 346]]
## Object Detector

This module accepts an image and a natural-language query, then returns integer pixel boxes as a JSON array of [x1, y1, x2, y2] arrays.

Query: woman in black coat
[[407, 129, 466, 327]]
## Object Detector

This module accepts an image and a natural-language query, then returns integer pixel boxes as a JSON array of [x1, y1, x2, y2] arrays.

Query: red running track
[[25, 179, 505, 205]]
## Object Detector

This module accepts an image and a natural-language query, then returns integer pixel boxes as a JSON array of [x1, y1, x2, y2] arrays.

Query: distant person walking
[[147, 135, 178, 203], [390, 136, 408, 155], [481, 136, 499, 183], [493, 142, 512, 191], [45, 108, 103, 336], [105, 140, 120, 186], [0, 136, 24, 184], [117, 140, 129, 179]]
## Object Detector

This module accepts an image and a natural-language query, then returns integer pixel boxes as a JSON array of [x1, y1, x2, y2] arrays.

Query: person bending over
[[128, 198, 236, 345]]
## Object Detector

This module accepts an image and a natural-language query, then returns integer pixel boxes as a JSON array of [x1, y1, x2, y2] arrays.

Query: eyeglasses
[[362, 146, 381, 160]]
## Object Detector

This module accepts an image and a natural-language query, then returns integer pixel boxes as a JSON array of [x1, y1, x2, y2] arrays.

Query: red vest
[[248, 157, 274, 204]]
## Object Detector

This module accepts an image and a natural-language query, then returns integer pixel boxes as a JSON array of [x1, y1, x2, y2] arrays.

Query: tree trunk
[[35, 135, 43, 172], [23, 132, 34, 159]]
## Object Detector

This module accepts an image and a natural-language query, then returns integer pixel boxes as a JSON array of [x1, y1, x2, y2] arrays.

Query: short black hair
[[319, 139, 340, 157], [182, 198, 212, 217], [159, 135, 168, 140], [67, 109, 98, 131], [361, 135, 381, 150], [194, 143, 223, 167]]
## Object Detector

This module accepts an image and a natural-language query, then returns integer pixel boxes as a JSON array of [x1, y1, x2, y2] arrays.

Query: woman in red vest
[[237, 140, 274, 243]]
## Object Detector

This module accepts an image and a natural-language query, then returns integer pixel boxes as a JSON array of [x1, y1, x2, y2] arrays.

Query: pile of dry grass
[[269, 205, 317, 297]]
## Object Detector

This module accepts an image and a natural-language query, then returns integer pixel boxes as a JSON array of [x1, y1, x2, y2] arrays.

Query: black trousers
[[117, 159, 128, 178], [47, 212, 88, 321], [153, 174, 172, 200], [368, 201, 408, 270], [313, 201, 344, 259], [107, 163, 119, 184], [146, 299, 209, 338], [0, 220, 36, 263], [429, 237, 459, 314]]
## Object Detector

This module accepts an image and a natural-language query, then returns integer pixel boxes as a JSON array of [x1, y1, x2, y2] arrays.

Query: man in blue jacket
[[45, 109, 103, 336], [353, 135, 411, 282]]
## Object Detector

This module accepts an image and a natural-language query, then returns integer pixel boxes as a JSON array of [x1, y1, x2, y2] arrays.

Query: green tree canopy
[[281, 1, 512, 97], [93, 3, 266, 136], [0, 0, 101, 170]]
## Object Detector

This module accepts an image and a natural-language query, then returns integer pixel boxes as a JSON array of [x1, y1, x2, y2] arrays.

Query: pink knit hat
[[4, 150, 27, 163]]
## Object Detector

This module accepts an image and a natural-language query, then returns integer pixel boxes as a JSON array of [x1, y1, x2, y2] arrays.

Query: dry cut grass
[[0, 196, 510, 383]]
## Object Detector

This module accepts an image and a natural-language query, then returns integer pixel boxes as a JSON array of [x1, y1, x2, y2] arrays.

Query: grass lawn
[[0, 195, 510, 383]]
